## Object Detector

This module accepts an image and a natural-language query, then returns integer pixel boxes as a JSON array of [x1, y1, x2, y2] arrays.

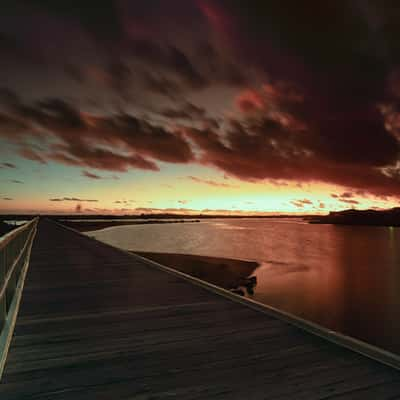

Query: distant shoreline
[[308, 207, 400, 227]]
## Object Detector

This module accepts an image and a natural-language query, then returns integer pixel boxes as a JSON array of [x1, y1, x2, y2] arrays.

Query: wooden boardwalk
[[1, 219, 400, 399]]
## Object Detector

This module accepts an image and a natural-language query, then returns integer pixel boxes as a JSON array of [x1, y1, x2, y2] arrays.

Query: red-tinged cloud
[[339, 199, 360, 205], [291, 199, 313, 208], [182, 105, 400, 196], [236, 90, 264, 113], [1, 96, 194, 172], [18, 148, 47, 164]]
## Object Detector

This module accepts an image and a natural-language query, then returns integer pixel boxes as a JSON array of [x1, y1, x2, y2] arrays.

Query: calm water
[[91, 218, 400, 355]]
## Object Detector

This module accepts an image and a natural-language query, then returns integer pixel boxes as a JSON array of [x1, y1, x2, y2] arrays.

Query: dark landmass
[[60, 219, 200, 232], [0, 221, 16, 237], [134, 251, 259, 295], [308, 207, 400, 227]]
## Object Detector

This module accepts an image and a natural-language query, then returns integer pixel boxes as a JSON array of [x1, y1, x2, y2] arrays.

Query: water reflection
[[91, 218, 400, 355]]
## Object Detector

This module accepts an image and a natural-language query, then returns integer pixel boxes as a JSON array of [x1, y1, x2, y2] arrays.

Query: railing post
[[0, 248, 5, 332], [5, 238, 16, 313], [0, 219, 36, 332]]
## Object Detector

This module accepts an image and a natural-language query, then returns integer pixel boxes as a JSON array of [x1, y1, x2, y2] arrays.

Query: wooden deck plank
[[1, 218, 400, 399]]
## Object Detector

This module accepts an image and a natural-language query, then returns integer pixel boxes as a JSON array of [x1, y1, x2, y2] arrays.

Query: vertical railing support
[[0, 248, 5, 333], [0, 218, 37, 331], [0, 217, 38, 380]]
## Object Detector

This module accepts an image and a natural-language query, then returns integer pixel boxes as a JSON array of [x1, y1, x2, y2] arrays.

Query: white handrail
[[0, 218, 38, 329], [0, 217, 38, 378], [0, 218, 36, 250]]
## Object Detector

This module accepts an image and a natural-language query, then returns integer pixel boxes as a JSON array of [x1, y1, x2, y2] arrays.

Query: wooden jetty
[[1, 218, 400, 399]]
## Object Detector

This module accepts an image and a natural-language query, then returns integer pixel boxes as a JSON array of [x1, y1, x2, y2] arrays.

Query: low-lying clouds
[[186, 176, 238, 188], [0, 162, 16, 168], [49, 197, 98, 202], [290, 199, 313, 208], [82, 170, 102, 179]]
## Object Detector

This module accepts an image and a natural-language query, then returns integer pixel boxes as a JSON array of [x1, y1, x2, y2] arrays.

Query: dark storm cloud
[[1, 1, 400, 197], [0, 113, 28, 139], [162, 101, 221, 130], [21, 0, 121, 40], [129, 42, 208, 89], [162, 102, 206, 120], [182, 112, 400, 196], [0, 95, 195, 171], [143, 73, 182, 99]]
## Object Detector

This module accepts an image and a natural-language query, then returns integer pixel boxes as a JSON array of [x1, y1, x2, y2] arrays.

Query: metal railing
[[0, 217, 38, 377]]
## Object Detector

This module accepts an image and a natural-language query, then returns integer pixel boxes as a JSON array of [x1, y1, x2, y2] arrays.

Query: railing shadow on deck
[[0, 217, 38, 377]]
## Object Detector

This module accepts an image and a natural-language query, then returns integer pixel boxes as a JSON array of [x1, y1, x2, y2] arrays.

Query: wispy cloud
[[290, 199, 313, 208], [114, 199, 135, 204], [187, 176, 238, 188], [0, 162, 16, 169], [49, 197, 98, 202], [82, 170, 102, 179]]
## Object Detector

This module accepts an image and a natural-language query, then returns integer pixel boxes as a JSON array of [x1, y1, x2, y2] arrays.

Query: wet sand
[[59, 219, 199, 232], [133, 251, 259, 293]]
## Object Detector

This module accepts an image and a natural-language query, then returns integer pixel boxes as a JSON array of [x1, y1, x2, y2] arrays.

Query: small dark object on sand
[[238, 276, 257, 288], [248, 276, 257, 284]]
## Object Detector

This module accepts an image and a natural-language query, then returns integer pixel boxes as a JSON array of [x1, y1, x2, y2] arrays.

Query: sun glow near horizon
[[1, 165, 397, 215]]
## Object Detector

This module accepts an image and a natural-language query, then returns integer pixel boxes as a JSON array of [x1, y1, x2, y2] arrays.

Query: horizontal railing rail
[[0, 217, 38, 377]]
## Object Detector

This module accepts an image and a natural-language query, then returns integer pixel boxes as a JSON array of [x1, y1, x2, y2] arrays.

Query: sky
[[1, 0, 400, 214]]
